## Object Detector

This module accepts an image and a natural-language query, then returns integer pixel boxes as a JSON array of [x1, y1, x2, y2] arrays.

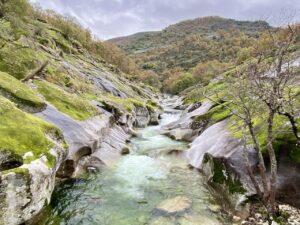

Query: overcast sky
[[30, 0, 300, 40]]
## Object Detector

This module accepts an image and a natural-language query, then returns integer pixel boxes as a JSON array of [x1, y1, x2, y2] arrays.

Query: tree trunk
[[241, 132, 263, 197], [244, 152, 263, 197], [278, 111, 300, 145], [248, 122, 269, 199], [267, 109, 278, 215]]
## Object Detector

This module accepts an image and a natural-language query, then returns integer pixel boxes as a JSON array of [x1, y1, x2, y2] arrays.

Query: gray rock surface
[[161, 101, 213, 141], [36, 104, 131, 175], [134, 106, 151, 127], [0, 138, 66, 225]]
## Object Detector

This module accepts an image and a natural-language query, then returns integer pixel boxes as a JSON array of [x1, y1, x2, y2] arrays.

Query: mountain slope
[[109, 16, 271, 74]]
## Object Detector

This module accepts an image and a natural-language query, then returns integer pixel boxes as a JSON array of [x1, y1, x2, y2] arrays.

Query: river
[[35, 99, 227, 225]]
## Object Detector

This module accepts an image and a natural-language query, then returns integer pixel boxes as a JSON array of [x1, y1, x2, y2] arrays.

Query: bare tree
[[202, 23, 299, 217], [248, 23, 299, 215], [203, 70, 269, 202]]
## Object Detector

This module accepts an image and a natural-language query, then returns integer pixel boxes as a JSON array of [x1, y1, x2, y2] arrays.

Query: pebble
[[233, 216, 241, 222], [240, 203, 300, 225]]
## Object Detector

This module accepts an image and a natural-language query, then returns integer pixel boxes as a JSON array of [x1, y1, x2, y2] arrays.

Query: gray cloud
[[31, 0, 300, 40]]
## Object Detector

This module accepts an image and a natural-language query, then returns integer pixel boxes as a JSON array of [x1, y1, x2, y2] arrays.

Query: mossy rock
[[47, 29, 73, 53], [0, 43, 38, 80], [0, 71, 45, 111], [194, 102, 231, 126], [203, 153, 246, 194], [183, 80, 227, 104], [0, 149, 23, 171], [35, 80, 98, 121], [0, 96, 62, 170], [98, 94, 154, 114]]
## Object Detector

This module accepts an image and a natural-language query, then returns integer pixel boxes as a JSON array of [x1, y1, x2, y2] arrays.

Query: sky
[[30, 0, 300, 40]]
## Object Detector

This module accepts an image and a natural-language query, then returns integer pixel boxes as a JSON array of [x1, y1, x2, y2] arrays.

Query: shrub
[[168, 73, 196, 94], [139, 70, 161, 88], [236, 47, 252, 64], [90, 41, 139, 75], [193, 60, 230, 85], [41, 10, 92, 48]]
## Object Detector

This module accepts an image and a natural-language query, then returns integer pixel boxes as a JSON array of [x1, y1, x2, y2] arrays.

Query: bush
[[91, 41, 138, 75], [0, 0, 32, 19], [0, 0, 33, 37], [193, 60, 230, 85], [167, 73, 196, 94], [236, 47, 251, 64], [41, 10, 92, 48], [139, 70, 161, 88]]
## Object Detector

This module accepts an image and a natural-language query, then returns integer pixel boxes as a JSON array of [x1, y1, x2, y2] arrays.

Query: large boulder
[[134, 106, 151, 127], [186, 119, 256, 217], [0, 139, 66, 225], [161, 101, 213, 141], [186, 118, 300, 211], [36, 104, 132, 175]]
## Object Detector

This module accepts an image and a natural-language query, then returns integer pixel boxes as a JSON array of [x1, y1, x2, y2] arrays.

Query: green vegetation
[[98, 94, 157, 113], [183, 80, 227, 104], [110, 16, 270, 92], [0, 71, 45, 109], [0, 96, 61, 169], [0, 43, 38, 80], [194, 102, 232, 126], [193, 60, 231, 85], [35, 80, 99, 121], [204, 153, 246, 194], [164, 73, 196, 94], [228, 113, 297, 155]]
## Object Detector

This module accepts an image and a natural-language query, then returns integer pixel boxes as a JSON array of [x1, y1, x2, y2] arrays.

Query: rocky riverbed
[[30, 96, 228, 225]]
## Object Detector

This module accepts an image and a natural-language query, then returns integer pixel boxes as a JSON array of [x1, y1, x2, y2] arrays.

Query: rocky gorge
[[0, 1, 299, 225]]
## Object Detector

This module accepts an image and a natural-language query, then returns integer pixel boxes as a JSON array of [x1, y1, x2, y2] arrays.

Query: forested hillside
[[110, 16, 273, 92]]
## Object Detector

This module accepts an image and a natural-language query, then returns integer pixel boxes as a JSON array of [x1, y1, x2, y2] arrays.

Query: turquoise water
[[35, 113, 225, 225]]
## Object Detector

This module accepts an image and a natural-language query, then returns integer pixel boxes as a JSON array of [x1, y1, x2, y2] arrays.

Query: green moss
[[35, 80, 98, 121], [209, 103, 232, 123], [194, 102, 231, 126], [44, 152, 57, 168], [229, 112, 298, 156], [0, 96, 60, 167], [98, 94, 152, 113], [99, 95, 132, 112], [4, 167, 29, 176], [183, 81, 227, 104], [0, 43, 38, 80], [48, 29, 72, 53], [212, 159, 226, 184], [0, 19, 14, 41], [0, 71, 45, 109], [211, 156, 245, 194]]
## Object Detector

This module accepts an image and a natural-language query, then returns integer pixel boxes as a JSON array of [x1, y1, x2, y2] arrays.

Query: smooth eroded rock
[[154, 196, 192, 215]]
